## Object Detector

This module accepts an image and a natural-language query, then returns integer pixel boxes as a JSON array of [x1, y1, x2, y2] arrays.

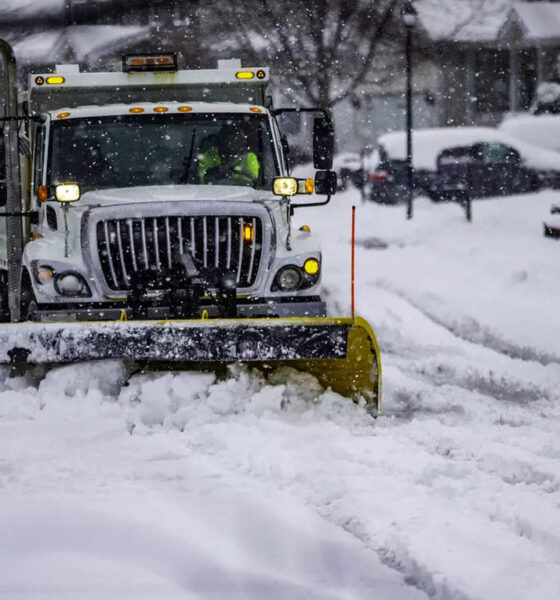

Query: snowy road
[[1, 188, 560, 599]]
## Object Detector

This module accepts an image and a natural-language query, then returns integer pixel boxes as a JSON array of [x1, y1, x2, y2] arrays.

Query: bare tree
[[209, 0, 401, 107], [207, 0, 507, 107]]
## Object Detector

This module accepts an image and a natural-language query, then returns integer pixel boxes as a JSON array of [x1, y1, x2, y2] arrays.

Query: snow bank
[[0, 362, 426, 600]]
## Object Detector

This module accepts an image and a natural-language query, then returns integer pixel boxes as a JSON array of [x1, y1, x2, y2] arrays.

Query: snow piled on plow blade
[[0, 317, 381, 408]]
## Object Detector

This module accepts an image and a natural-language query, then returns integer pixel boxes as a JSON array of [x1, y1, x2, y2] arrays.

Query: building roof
[[509, 1, 560, 40], [13, 25, 151, 66], [418, 0, 560, 45], [417, 0, 511, 43], [13, 30, 62, 65], [0, 0, 63, 20]]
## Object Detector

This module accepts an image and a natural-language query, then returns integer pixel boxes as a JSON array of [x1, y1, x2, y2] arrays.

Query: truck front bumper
[[31, 297, 327, 322]]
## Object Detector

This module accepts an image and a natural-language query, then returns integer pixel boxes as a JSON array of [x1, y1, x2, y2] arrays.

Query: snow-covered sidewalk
[[1, 188, 560, 599]]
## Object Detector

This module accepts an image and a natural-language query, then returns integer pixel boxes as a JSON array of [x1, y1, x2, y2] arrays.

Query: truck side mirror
[[0, 140, 5, 207], [313, 117, 334, 170], [315, 170, 337, 195]]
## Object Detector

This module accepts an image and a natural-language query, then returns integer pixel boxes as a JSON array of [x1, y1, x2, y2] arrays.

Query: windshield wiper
[[180, 127, 197, 184]]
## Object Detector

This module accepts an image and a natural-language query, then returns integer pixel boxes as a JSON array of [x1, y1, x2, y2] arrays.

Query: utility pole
[[402, 1, 417, 220]]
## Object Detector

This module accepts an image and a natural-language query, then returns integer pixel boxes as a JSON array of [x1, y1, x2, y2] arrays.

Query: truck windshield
[[48, 113, 279, 192]]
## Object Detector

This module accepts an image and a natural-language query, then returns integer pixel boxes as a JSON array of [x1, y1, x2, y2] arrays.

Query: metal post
[[405, 26, 414, 220]]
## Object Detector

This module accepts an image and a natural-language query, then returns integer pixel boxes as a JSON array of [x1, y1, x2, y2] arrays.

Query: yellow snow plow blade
[[0, 316, 381, 410]]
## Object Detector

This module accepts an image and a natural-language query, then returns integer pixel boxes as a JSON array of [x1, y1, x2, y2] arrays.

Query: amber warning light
[[123, 53, 178, 72]]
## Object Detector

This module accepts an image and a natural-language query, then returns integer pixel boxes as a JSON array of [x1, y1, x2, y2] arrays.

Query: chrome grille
[[96, 215, 263, 292]]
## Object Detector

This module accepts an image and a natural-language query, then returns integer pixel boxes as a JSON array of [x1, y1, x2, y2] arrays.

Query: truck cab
[[1, 55, 336, 322]]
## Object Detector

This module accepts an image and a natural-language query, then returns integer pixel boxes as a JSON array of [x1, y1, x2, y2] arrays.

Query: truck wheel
[[20, 271, 38, 322], [0, 271, 10, 322]]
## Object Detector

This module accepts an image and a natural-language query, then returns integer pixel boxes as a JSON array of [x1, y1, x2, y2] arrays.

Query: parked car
[[428, 142, 542, 201], [544, 205, 560, 238], [333, 152, 364, 189], [367, 127, 560, 204], [499, 113, 560, 153]]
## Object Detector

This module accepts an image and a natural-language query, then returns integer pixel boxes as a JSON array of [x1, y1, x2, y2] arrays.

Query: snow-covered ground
[[1, 187, 560, 599]]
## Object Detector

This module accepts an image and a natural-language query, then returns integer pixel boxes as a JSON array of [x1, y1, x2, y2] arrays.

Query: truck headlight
[[35, 266, 55, 285], [54, 272, 91, 297], [275, 266, 302, 291], [272, 259, 321, 293], [303, 258, 320, 275], [55, 183, 81, 203]]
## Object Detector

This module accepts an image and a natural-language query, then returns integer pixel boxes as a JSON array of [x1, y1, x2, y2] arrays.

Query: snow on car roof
[[47, 102, 267, 119], [378, 127, 560, 171], [499, 114, 560, 153]]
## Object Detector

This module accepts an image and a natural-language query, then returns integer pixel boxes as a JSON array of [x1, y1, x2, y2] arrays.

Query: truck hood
[[80, 185, 275, 207]]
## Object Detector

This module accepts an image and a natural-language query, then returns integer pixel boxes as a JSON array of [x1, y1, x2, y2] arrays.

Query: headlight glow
[[303, 258, 320, 275], [273, 177, 298, 197], [55, 183, 81, 203]]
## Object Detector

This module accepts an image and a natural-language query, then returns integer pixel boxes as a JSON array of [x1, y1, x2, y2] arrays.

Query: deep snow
[[1, 186, 560, 599]]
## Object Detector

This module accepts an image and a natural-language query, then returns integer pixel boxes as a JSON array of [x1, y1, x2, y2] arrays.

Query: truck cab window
[[47, 113, 279, 193]]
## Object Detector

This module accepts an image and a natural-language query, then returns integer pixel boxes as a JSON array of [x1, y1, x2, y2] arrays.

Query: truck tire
[[0, 270, 10, 322], [20, 270, 38, 322]]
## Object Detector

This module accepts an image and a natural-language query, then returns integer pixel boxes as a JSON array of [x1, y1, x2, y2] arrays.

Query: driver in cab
[[198, 124, 259, 186]]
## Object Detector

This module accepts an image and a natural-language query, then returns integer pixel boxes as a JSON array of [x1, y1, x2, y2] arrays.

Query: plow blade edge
[[0, 317, 381, 408]]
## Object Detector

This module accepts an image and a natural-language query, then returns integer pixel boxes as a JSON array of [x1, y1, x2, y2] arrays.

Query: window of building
[[474, 50, 510, 113]]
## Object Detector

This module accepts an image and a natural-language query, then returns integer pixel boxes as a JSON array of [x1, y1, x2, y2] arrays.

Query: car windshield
[[48, 113, 279, 193]]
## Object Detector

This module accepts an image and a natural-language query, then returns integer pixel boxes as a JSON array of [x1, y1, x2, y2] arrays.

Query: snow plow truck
[[0, 41, 381, 410]]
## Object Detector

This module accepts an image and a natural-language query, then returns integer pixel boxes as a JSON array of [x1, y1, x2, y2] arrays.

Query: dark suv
[[427, 142, 542, 201]]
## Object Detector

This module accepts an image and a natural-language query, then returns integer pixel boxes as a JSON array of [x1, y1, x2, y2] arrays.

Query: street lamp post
[[402, 1, 417, 220]]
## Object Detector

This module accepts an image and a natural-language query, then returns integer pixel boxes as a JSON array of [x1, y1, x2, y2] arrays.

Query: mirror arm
[[0, 115, 45, 123], [291, 195, 331, 210], [0, 210, 39, 225]]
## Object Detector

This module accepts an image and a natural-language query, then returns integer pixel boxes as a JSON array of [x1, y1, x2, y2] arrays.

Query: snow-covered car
[[544, 205, 560, 238], [500, 113, 560, 153], [333, 152, 364, 189], [367, 127, 560, 204]]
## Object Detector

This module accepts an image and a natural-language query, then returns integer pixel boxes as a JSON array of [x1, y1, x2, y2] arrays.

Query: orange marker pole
[[351, 205, 356, 322]]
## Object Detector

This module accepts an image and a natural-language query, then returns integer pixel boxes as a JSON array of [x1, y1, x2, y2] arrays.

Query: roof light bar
[[123, 53, 178, 73]]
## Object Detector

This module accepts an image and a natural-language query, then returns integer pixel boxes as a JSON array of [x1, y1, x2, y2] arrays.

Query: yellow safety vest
[[198, 148, 259, 184]]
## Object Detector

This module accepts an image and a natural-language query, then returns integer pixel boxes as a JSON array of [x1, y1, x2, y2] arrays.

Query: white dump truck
[[0, 43, 381, 408]]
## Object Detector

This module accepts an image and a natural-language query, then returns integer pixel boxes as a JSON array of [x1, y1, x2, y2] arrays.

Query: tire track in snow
[[176, 401, 560, 600], [341, 284, 560, 574], [367, 285, 560, 408], [374, 280, 560, 367], [376, 361, 560, 567]]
